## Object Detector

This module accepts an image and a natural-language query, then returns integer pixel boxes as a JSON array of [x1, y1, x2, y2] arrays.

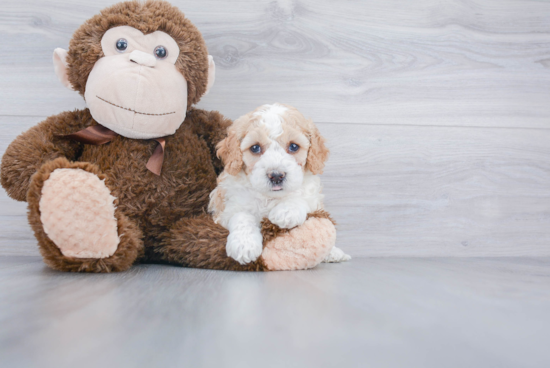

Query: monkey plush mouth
[[96, 96, 176, 116]]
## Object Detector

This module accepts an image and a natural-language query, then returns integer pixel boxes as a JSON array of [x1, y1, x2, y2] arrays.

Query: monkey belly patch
[[262, 217, 335, 271], [39, 168, 119, 259]]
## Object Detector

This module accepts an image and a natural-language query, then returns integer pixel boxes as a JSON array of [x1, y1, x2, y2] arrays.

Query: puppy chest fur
[[211, 171, 323, 227]]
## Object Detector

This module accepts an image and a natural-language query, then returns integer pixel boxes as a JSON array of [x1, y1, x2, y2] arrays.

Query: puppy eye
[[154, 45, 168, 59], [115, 38, 128, 52], [250, 145, 262, 154], [289, 143, 300, 152]]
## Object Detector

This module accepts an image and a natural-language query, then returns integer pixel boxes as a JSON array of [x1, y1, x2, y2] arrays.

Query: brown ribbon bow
[[60, 125, 167, 176]]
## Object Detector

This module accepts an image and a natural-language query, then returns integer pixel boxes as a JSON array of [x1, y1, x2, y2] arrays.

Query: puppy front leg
[[268, 198, 309, 229], [226, 212, 263, 265]]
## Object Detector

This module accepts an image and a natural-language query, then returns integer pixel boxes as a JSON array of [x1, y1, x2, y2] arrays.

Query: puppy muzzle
[[267, 170, 286, 190]]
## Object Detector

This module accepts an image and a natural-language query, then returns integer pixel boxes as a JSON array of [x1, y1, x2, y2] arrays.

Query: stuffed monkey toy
[[0, 0, 336, 272]]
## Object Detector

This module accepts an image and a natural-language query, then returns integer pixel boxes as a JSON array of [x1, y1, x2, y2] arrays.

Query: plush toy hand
[[268, 200, 308, 229], [260, 210, 336, 271]]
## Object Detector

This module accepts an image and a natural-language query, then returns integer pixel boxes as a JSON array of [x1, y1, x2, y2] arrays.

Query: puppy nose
[[268, 171, 286, 185], [129, 50, 157, 67]]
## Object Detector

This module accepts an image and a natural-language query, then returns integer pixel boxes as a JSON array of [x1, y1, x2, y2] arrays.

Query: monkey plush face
[[52, 1, 215, 139], [83, 26, 188, 139]]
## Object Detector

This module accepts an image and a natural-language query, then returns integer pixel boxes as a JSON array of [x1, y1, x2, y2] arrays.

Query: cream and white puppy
[[209, 103, 351, 265]]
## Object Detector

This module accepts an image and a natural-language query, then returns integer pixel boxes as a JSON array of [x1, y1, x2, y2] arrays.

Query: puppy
[[209, 103, 351, 265]]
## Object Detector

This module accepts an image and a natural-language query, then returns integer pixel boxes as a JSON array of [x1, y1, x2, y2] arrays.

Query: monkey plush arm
[[188, 109, 233, 175], [0, 109, 91, 201]]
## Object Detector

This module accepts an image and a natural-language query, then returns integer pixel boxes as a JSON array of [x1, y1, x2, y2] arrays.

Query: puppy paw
[[268, 203, 308, 229], [226, 228, 263, 265], [322, 247, 351, 263]]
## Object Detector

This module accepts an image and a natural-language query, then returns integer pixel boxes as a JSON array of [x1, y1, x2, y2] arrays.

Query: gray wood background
[[1, 0, 549, 257]]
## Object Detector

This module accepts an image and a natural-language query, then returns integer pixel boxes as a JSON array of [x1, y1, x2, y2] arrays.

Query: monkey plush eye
[[154, 46, 168, 59], [250, 145, 261, 154], [289, 143, 300, 152], [115, 38, 128, 52]]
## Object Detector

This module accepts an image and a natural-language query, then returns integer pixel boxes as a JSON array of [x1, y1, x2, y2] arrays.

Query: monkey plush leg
[[27, 157, 143, 272], [152, 216, 268, 271], [151, 211, 335, 271]]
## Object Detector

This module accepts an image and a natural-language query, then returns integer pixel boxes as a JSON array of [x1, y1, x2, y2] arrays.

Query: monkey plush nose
[[129, 50, 157, 67], [268, 171, 286, 185]]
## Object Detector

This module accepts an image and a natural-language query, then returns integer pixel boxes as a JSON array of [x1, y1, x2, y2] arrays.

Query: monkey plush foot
[[27, 158, 143, 272], [260, 211, 336, 271], [40, 168, 119, 258]]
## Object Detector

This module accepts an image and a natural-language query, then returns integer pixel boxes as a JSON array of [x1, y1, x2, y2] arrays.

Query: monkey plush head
[[53, 0, 215, 139]]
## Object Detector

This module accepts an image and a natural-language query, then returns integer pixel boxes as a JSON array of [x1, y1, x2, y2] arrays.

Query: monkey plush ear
[[53, 48, 75, 90], [203, 55, 216, 96]]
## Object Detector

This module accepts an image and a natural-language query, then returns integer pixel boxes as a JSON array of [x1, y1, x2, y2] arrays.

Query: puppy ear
[[305, 126, 329, 175], [216, 131, 243, 175]]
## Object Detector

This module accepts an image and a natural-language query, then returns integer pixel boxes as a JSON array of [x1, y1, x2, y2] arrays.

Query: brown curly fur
[[1, 109, 88, 202], [150, 215, 268, 271], [67, 0, 209, 109]]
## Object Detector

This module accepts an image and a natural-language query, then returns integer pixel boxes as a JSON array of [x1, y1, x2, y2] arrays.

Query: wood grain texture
[[319, 123, 550, 256], [1, 257, 550, 368], [2, 116, 550, 257], [0, 0, 549, 127]]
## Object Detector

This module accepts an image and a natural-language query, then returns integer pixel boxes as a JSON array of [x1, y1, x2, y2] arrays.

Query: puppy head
[[217, 103, 329, 196]]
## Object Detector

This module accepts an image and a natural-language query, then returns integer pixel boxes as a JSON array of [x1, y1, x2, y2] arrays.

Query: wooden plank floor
[[1, 256, 550, 368], [1, 0, 550, 257]]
